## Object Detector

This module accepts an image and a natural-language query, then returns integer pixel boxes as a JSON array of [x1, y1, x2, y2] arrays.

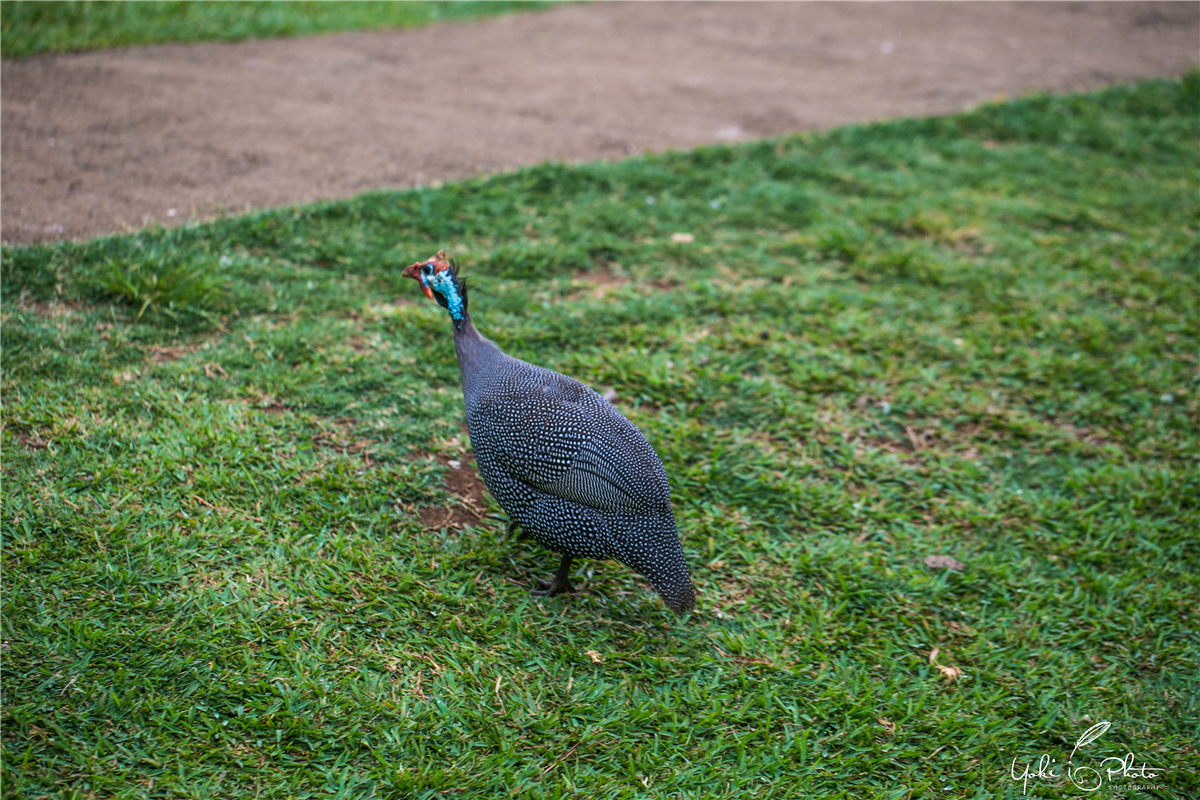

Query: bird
[[400, 250, 695, 615]]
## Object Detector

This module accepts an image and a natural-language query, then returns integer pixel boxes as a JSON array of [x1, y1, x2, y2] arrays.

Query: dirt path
[[2, 1, 1196, 246]]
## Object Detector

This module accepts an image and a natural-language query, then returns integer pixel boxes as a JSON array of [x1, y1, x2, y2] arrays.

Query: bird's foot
[[531, 555, 575, 596], [532, 576, 575, 596]]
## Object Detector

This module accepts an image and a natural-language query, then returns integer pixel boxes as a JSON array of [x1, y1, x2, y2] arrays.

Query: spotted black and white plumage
[[402, 251, 695, 615]]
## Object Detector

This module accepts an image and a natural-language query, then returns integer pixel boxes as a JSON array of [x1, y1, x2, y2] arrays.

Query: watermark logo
[[1009, 721, 1164, 795]]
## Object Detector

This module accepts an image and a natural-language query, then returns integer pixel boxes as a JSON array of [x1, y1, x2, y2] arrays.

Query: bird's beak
[[402, 262, 435, 301]]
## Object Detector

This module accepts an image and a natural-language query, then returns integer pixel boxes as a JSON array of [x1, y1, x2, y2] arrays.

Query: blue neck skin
[[423, 270, 465, 322]]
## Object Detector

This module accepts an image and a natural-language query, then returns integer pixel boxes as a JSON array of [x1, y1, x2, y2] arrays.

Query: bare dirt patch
[[570, 266, 629, 299], [242, 390, 289, 414], [258, 399, 288, 414], [4, 2, 1196, 246], [415, 451, 490, 530], [16, 431, 49, 450], [576, 267, 626, 287], [311, 417, 377, 463], [24, 301, 92, 319], [146, 344, 192, 363]]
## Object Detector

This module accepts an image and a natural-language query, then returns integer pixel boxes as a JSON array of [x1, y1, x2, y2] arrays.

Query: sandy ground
[[2, 1, 1196, 246]]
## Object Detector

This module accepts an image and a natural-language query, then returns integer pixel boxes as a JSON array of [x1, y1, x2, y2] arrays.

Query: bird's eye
[[421, 264, 433, 276]]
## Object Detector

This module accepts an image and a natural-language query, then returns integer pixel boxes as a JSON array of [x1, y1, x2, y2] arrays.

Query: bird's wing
[[473, 365, 672, 516]]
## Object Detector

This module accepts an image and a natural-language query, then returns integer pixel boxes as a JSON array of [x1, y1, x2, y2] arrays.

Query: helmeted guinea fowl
[[401, 250, 695, 615]]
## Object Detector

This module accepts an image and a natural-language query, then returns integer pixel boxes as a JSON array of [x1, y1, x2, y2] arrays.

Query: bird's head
[[402, 249, 468, 325]]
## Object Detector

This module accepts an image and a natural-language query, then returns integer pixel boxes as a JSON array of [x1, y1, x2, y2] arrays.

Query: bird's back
[[469, 356, 671, 514]]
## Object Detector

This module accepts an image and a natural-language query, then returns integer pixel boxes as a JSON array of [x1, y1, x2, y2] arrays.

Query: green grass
[[0, 1, 554, 59], [3, 74, 1199, 798]]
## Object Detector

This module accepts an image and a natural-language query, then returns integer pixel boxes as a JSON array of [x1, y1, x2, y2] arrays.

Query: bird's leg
[[507, 519, 530, 541], [532, 555, 575, 596]]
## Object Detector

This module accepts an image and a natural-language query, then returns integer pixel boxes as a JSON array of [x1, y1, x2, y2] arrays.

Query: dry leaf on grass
[[936, 664, 964, 682], [924, 555, 965, 571], [929, 648, 964, 682], [203, 362, 228, 379]]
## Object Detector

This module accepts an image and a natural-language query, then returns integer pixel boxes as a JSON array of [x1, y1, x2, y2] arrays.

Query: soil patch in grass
[[4, 2, 1196, 244]]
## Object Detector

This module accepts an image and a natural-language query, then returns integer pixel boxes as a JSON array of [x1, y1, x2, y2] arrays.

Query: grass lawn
[[3, 74, 1198, 798], [0, 1, 553, 58]]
